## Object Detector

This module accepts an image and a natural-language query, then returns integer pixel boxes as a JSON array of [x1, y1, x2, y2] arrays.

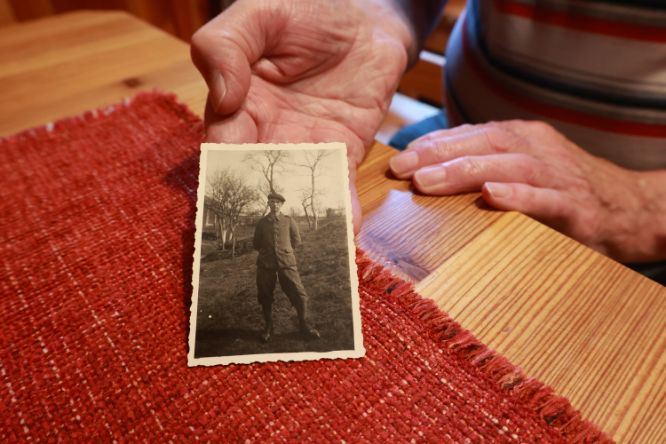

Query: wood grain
[[0, 0, 15, 25], [357, 146, 666, 443], [0, 11, 207, 136], [1, 11, 664, 443], [5, 0, 211, 41], [416, 214, 665, 442]]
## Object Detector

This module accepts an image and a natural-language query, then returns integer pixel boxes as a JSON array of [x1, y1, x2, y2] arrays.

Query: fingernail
[[213, 73, 226, 110], [390, 151, 418, 176], [414, 165, 446, 192], [486, 182, 511, 199]]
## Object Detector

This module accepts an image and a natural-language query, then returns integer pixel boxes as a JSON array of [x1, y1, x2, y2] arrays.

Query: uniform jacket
[[253, 213, 301, 269]]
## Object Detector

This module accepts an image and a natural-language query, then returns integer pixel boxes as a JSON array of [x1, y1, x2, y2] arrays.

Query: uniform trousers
[[256, 265, 307, 312]]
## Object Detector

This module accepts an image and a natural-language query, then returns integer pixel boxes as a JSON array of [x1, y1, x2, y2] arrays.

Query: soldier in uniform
[[253, 192, 320, 342]]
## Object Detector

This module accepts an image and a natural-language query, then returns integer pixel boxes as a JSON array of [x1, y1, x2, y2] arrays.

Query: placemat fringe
[[0, 91, 199, 144], [0, 92, 613, 442], [356, 251, 611, 443]]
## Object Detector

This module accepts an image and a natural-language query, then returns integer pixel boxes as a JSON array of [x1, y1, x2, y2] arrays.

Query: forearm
[[290, 220, 302, 249], [381, 0, 448, 65]]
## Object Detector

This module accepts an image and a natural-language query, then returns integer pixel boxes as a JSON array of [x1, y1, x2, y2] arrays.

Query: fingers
[[348, 169, 362, 235], [389, 124, 526, 179], [191, 2, 270, 116], [482, 182, 571, 224], [346, 141, 365, 235], [412, 153, 546, 195], [204, 96, 258, 143]]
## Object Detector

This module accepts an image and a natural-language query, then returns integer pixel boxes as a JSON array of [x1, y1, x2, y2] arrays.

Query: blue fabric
[[388, 111, 448, 151]]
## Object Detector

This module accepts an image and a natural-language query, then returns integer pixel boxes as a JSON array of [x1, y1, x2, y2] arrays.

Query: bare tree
[[207, 169, 260, 258], [294, 150, 331, 231], [301, 190, 312, 230], [244, 150, 290, 216], [245, 150, 290, 194], [206, 197, 229, 251]]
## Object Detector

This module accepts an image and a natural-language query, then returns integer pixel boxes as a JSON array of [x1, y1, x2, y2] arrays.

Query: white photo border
[[188, 143, 364, 366]]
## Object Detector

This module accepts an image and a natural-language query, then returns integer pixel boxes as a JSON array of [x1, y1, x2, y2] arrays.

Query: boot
[[261, 305, 273, 342], [261, 328, 272, 343], [299, 319, 320, 340]]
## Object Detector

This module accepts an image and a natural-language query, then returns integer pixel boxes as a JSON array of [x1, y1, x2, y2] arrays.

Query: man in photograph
[[253, 192, 320, 342]]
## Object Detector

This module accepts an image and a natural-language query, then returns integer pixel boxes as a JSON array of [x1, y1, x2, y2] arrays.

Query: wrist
[[358, 0, 418, 67], [380, 0, 447, 66], [603, 167, 666, 263], [631, 170, 666, 262]]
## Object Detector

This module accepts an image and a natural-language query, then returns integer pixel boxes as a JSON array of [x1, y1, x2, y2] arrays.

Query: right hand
[[191, 0, 414, 231]]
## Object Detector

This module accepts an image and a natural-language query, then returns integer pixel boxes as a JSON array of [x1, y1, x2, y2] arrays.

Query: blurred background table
[[0, 10, 663, 443]]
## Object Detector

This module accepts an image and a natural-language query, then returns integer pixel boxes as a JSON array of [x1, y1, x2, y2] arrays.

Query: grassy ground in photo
[[193, 215, 356, 358]]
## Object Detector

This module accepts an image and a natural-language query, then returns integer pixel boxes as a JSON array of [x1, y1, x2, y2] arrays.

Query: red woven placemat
[[0, 93, 610, 442]]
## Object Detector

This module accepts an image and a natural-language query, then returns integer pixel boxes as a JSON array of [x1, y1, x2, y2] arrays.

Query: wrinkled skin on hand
[[191, 0, 412, 231], [390, 121, 665, 262]]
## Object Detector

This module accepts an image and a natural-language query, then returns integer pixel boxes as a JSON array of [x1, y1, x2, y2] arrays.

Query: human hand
[[389, 121, 666, 262], [191, 0, 414, 232]]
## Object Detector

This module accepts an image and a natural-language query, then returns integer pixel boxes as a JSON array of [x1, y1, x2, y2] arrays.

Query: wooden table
[[1, 11, 664, 443]]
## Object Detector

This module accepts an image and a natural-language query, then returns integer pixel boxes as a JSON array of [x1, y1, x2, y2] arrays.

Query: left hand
[[389, 120, 657, 263]]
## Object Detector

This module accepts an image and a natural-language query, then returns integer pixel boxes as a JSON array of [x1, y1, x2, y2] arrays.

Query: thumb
[[190, 2, 269, 115], [347, 156, 363, 235], [350, 180, 362, 236]]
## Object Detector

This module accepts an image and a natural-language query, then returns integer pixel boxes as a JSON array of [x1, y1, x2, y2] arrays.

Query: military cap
[[267, 192, 286, 202]]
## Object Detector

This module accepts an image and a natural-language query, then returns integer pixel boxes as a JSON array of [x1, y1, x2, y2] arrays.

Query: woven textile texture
[[0, 93, 611, 442]]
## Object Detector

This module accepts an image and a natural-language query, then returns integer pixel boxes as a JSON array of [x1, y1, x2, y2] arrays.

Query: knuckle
[[508, 184, 534, 211], [459, 156, 484, 176], [411, 129, 448, 147], [525, 120, 555, 135], [190, 29, 221, 66], [499, 119, 556, 139], [190, 28, 210, 53], [416, 130, 445, 145], [521, 184, 537, 205], [432, 140, 452, 160], [523, 156, 548, 185], [573, 210, 599, 243], [483, 125, 519, 153]]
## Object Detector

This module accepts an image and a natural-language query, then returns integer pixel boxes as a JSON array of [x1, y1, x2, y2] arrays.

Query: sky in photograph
[[204, 146, 348, 216]]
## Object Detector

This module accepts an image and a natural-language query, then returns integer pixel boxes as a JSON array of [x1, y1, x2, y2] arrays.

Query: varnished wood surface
[[358, 149, 665, 443], [1, 11, 664, 443], [2, 0, 212, 41], [0, 11, 207, 136]]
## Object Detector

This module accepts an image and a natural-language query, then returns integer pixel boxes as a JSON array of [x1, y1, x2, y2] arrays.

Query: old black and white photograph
[[188, 143, 363, 366]]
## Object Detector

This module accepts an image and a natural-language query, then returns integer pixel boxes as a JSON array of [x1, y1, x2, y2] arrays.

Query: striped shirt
[[445, 0, 666, 170]]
